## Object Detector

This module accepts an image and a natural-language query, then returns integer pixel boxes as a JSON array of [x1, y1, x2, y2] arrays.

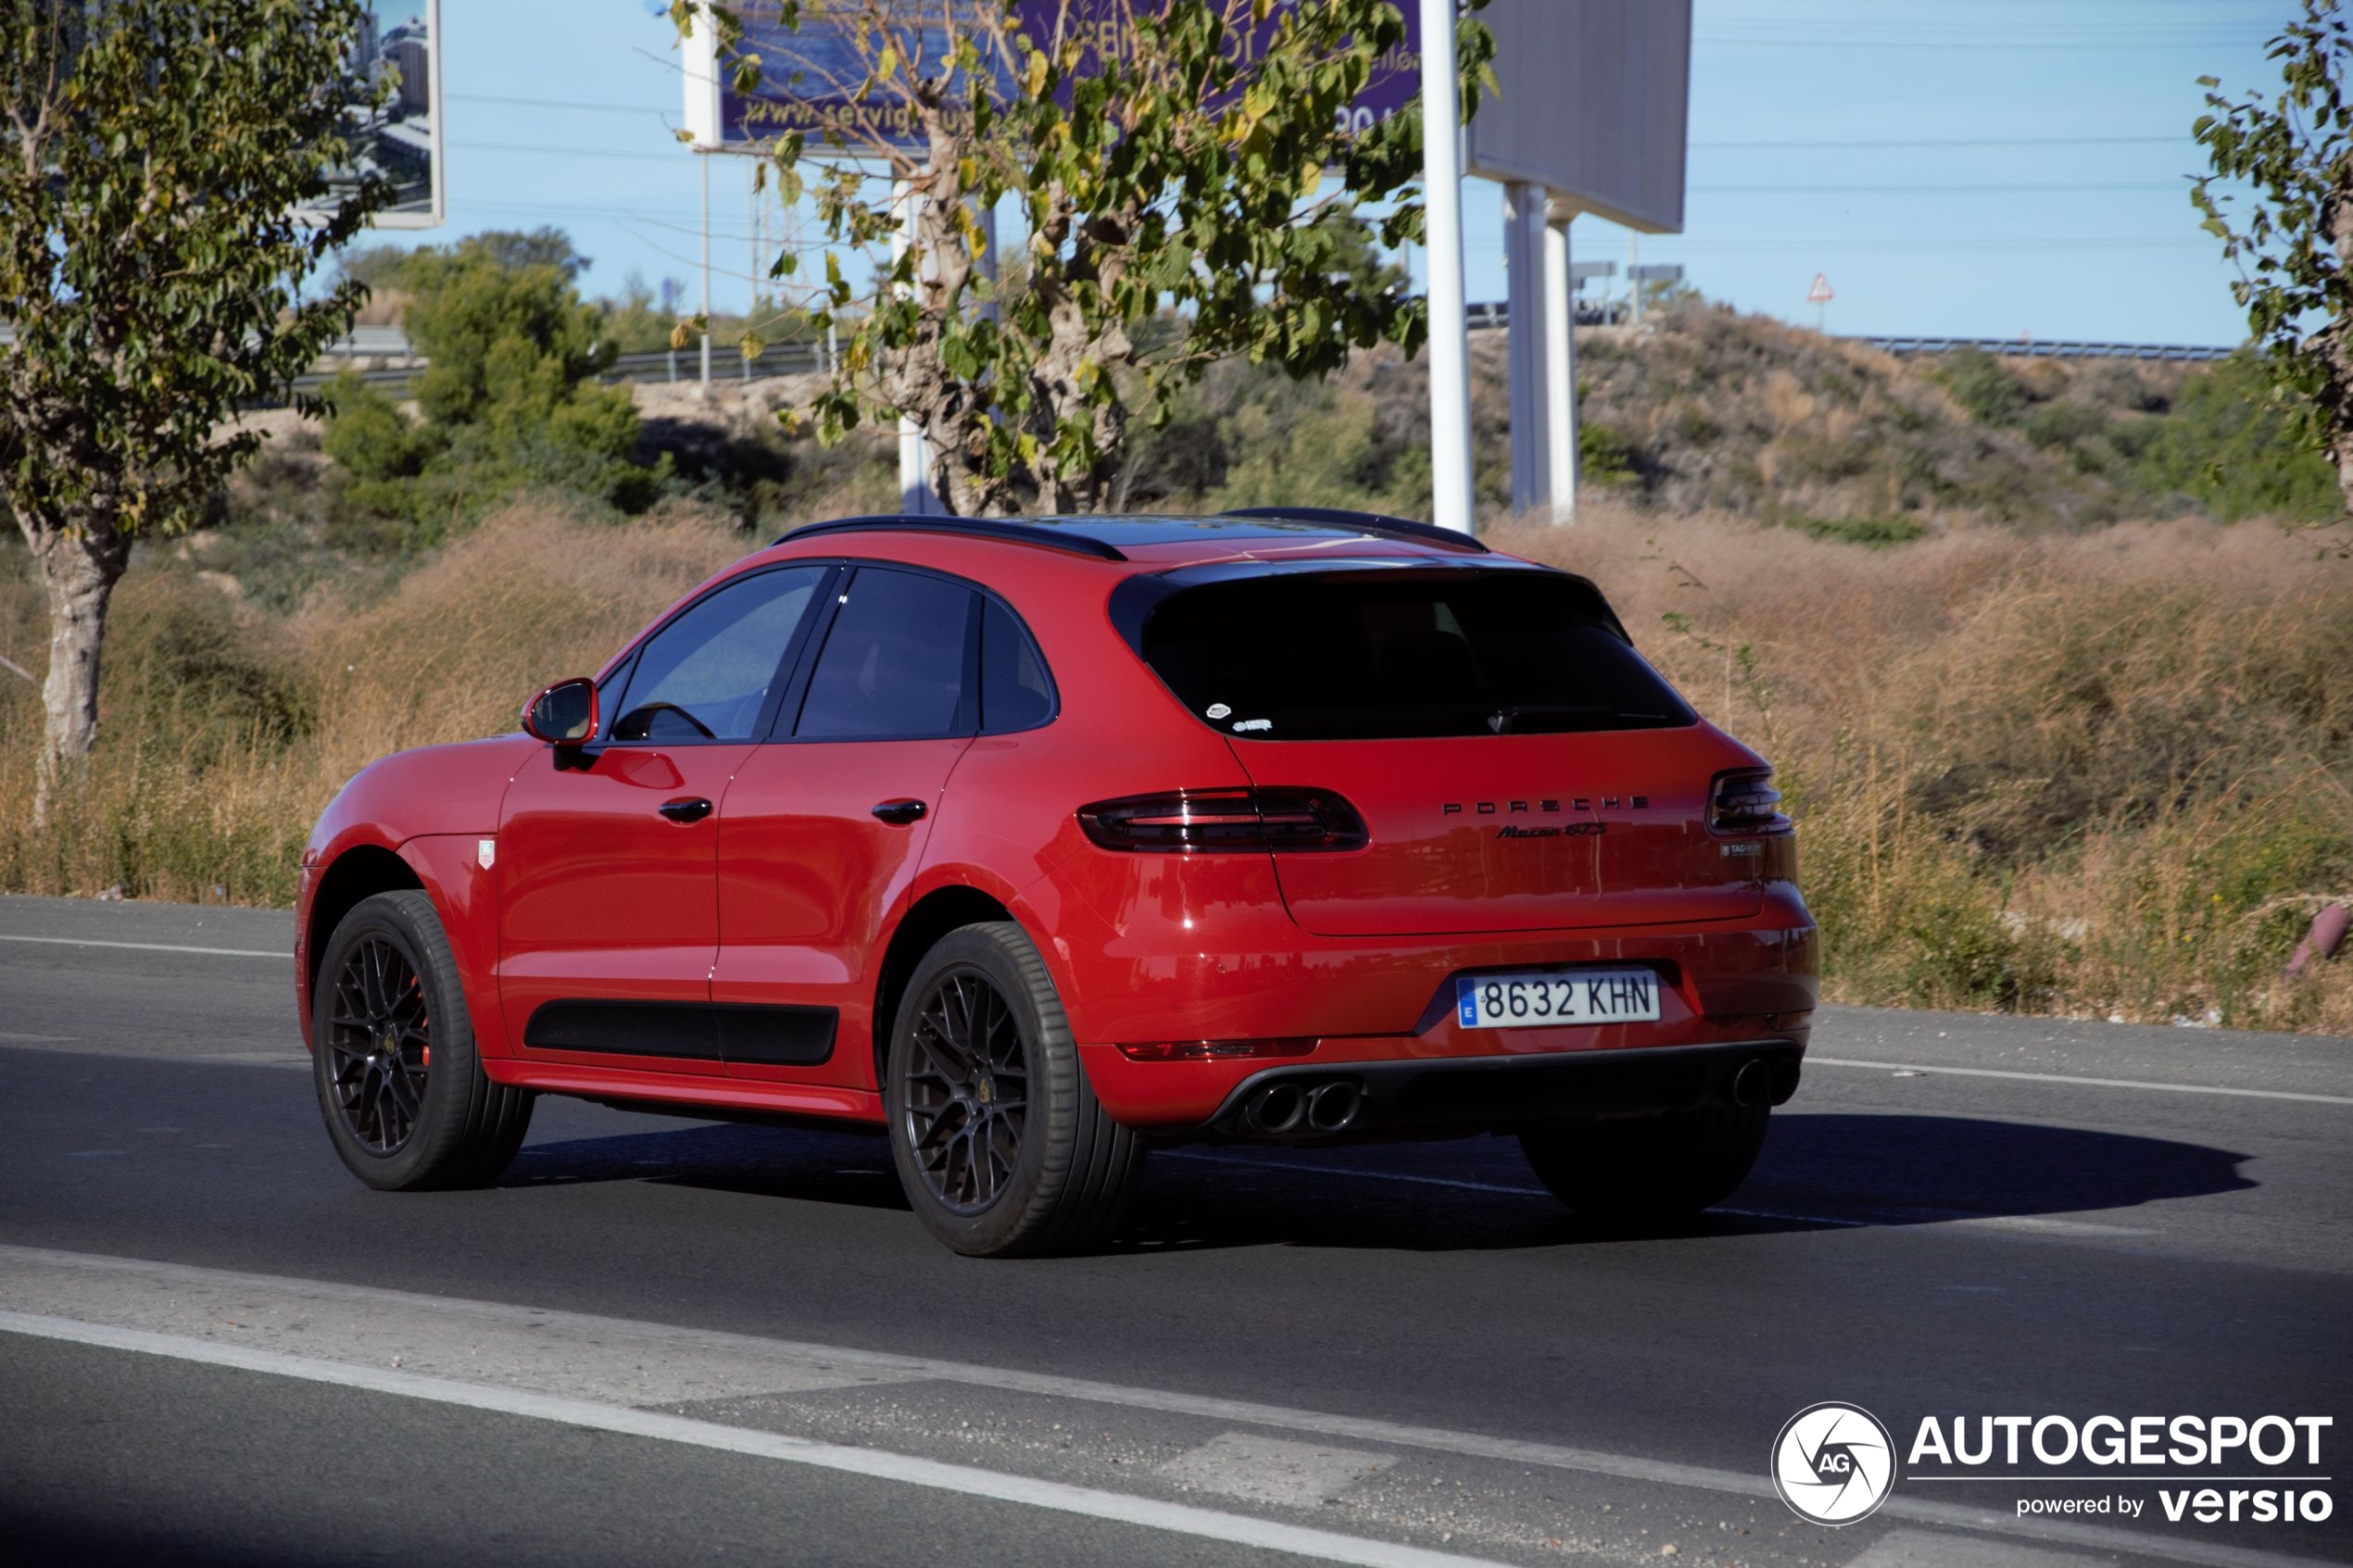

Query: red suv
[[297, 511, 1817, 1256]]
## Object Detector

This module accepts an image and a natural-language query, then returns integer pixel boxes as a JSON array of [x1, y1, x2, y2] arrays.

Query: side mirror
[[522, 678, 598, 746]]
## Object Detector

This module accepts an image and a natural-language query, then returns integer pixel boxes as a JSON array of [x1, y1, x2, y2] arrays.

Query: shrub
[[319, 373, 439, 483], [1939, 348, 2031, 425], [1790, 517, 1926, 547]]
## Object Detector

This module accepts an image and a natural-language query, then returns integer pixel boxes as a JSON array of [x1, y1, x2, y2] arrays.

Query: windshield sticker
[[1232, 719, 1273, 733], [1205, 703, 1232, 720]]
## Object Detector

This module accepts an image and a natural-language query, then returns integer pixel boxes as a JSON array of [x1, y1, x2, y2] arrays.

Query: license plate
[[1455, 969, 1662, 1029]]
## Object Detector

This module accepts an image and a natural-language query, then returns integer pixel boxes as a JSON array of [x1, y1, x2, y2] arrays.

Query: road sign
[[1807, 273, 1835, 304]]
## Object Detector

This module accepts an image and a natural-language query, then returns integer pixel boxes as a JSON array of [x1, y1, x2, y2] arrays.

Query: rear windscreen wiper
[[1486, 705, 1610, 734]]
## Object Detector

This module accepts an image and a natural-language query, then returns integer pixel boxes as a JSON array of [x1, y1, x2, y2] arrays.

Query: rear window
[[1139, 573, 1692, 740]]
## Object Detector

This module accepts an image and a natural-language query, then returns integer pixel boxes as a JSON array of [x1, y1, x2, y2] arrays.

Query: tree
[[321, 245, 657, 526], [1, 0, 389, 824], [688, 0, 1491, 515], [2192, 0, 2353, 512], [454, 226, 594, 282]]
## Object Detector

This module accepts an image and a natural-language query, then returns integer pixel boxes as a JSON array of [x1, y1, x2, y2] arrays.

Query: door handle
[[871, 798, 926, 826], [658, 797, 713, 824]]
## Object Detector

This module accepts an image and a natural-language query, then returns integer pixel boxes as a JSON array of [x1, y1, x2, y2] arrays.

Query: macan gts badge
[[296, 508, 1818, 1257]]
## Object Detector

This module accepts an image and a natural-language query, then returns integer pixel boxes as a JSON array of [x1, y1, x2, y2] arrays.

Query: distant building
[[385, 34, 429, 116]]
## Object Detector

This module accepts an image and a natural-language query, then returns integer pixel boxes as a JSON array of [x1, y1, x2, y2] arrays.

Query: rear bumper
[[1200, 1038, 1805, 1142], [1029, 847, 1818, 1134]]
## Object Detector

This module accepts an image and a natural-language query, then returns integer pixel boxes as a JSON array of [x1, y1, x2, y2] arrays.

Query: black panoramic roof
[[775, 508, 1491, 562]]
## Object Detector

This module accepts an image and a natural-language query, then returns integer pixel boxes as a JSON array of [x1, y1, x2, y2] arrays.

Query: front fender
[[296, 734, 535, 1052]]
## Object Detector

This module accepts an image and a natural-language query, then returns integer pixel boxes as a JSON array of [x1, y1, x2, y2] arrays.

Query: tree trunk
[[24, 521, 132, 830]]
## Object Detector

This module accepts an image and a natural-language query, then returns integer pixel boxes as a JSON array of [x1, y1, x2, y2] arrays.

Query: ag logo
[[1771, 1402, 1895, 1525]]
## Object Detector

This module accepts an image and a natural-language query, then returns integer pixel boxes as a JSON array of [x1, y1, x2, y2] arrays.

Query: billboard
[[324, 0, 445, 227], [685, 1, 1419, 153], [1464, 0, 1690, 234]]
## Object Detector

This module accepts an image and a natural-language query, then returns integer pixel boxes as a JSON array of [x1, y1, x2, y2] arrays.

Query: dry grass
[[1492, 503, 2353, 1032], [0, 501, 746, 906], [4, 497, 2350, 1032]]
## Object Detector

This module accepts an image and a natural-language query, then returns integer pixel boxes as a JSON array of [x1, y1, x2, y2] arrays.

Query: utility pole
[[1418, 0, 1475, 535], [698, 153, 712, 391], [744, 160, 756, 381], [891, 177, 937, 515]]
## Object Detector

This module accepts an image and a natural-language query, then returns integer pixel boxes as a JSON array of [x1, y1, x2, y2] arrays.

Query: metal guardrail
[[283, 341, 829, 400], [9, 317, 2246, 408], [1453, 304, 2239, 363], [1856, 335, 2237, 363]]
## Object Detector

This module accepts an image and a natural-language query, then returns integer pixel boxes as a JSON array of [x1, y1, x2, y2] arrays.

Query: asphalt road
[[2, 893, 2348, 1568]]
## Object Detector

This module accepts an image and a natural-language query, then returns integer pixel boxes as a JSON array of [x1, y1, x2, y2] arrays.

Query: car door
[[497, 562, 834, 1074], [711, 564, 987, 1090]]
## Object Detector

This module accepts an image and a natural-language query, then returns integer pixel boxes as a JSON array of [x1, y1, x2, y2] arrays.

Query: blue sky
[[397, 0, 2293, 345]]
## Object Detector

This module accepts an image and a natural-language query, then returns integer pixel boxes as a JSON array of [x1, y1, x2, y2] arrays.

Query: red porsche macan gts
[[296, 509, 1818, 1256]]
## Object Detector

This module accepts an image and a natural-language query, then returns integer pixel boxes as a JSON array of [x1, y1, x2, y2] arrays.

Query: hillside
[[1103, 301, 2339, 533]]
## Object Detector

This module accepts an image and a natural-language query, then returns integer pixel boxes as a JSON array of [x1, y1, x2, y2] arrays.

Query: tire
[[884, 922, 1143, 1258], [312, 890, 533, 1191], [1518, 1102, 1769, 1222]]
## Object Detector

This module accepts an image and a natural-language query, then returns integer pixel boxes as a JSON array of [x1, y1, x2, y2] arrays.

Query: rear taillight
[[1709, 768, 1792, 834], [1076, 788, 1368, 853], [1713, 771, 1779, 832]]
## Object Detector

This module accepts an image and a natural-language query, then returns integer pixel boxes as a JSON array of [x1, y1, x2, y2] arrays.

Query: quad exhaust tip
[[1240, 1078, 1363, 1136]]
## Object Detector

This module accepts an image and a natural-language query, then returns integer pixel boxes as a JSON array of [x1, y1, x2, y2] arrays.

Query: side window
[[611, 566, 827, 742], [794, 568, 978, 741], [979, 599, 1055, 733]]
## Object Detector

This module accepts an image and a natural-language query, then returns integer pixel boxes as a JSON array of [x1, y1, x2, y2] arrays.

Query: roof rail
[[1216, 506, 1491, 555], [773, 516, 1130, 562]]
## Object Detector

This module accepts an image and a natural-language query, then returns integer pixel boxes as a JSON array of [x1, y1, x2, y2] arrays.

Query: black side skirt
[[523, 999, 837, 1068]]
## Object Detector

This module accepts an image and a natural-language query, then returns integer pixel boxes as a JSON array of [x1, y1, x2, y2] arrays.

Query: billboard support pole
[[1503, 181, 1546, 519], [892, 179, 938, 516], [1543, 207, 1578, 524], [746, 161, 758, 380], [1418, 0, 1475, 535], [699, 153, 713, 391]]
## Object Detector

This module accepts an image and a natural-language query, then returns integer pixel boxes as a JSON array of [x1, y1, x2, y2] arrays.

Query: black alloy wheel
[[324, 934, 432, 1156], [900, 970, 1031, 1213], [882, 922, 1142, 1257], [312, 890, 533, 1191]]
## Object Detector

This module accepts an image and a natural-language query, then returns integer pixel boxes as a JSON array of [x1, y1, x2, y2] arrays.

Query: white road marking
[[1161, 1433, 1399, 1508], [0, 1311, 1511, 1568], [0, 933, 287, 960], [0, 1246, 2333, 1568], [0, 1250, 921, 1408], [1950, 1214, 2154, 1237], [0, 1039, 308, 1069], [1810, 1056, 2353, 1107], [1843, 1529, 2108, 1568]]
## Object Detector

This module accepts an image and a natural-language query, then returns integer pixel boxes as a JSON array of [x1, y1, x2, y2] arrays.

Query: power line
[[447, 92, 672, 116], [1688, 133, 2185, 150], [448, 137, 683, 163], [1690, 181, 2196, 194], [1699, 33, 2263, 51]]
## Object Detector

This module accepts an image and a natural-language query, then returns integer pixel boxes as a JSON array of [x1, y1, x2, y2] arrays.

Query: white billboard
[[1465, 0, 1690, 234], [330, 0, 445, 228]]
